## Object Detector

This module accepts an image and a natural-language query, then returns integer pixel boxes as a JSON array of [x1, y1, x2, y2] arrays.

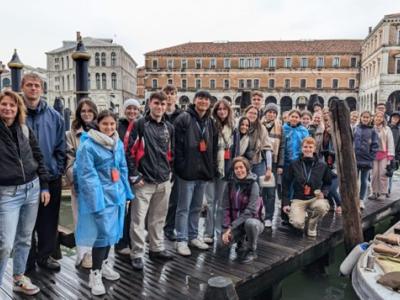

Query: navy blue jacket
[[25, 98, 66, 179], [353, 124, 379, 169]]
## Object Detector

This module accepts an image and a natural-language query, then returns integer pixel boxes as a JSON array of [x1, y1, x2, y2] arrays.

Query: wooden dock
[[2, 192, 400, 299]]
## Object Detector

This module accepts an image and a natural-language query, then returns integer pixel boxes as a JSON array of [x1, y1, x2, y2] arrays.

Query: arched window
[[101, 53, 106, 66], [95, 53, 100, 66], [88, 73, 91, 89], [2, 78, 10, 87], [102, 73, 107, 89], [111, 73, 117, 89], [95, 73, 100, 89], [111, 52, 116, 66], [67, 75, 70, 90]]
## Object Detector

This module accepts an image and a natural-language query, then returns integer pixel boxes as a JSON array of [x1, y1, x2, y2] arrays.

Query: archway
[[328, 96, 339, 108], [235, 96, 241, 106], [210, 96, 218, 107], [280, 96, 293, 113], [222, 95, 232, 103], [345, 97, 357, 111], [179, 95, 190, 105], [2, 78, 10, 88], [265, 96, 277, 105], [388, 90, 400, 111]]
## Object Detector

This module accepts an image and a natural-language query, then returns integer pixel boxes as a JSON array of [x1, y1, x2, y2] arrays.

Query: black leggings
[[92, 246, 111, 271]]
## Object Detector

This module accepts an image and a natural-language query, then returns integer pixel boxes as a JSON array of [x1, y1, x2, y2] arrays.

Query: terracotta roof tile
[[145, 40, 362, 56]]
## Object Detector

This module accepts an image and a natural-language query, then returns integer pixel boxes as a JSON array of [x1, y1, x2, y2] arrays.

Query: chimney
[[368, 26, 372, 34]]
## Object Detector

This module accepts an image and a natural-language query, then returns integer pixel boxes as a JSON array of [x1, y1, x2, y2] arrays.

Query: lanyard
[[196, 121, 206, 139], [302, 161, 315, 184]]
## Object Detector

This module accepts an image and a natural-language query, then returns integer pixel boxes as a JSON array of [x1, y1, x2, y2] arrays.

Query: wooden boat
[[352, 222, 400, 299]]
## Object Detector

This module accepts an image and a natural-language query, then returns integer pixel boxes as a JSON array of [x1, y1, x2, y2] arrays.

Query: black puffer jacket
[[0, 121, 49, 188], [174, 104, 218, 181], [282, 155, 332, 206]]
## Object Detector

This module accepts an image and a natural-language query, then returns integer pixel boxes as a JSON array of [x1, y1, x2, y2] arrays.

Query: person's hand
[[283, 205, 290, 214], [277, 168, 283, 175], [134, 179, 145, 188], [41, 191, 50, 207], [222, 228, 232, 245], [264, 169, 272, 181]]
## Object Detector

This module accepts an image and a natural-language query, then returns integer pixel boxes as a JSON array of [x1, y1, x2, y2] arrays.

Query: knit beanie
[[123, 99, 140, 112], [264, 103, 279, 114]]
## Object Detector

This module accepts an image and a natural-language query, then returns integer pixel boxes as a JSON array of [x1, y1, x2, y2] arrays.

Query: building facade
[[144, 40, 362, 112], [0, 65, 48, 95], [46, 37, 138, 113], [360, 13, 400, 111]]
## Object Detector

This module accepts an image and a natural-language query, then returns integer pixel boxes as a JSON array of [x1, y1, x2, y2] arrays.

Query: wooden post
[[203, 276, 238, 300], [329, 98, 364, 253]]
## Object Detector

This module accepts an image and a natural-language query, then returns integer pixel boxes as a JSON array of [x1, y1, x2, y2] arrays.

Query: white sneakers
[[89, 270, 106, 296], [89, 260, 120, 296], [264, 219, 272, 228], [307, 218, 318, 237], [176, 242, 191, 256], [189, 239, 210, 250], [13, 275, 40, 296], [176, 239, 210, 256], [202, 236, 214, 244], [102, 259, 120, 280]]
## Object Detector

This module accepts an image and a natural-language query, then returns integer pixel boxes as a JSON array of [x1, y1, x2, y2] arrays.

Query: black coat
[[173, 104, 218, 181], [0, 121, 49, 188], [282, 156, 332, 206]]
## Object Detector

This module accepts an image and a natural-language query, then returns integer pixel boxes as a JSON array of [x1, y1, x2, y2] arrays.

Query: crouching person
[[221, 157, 264, 263], [282, 137, 331, 237]]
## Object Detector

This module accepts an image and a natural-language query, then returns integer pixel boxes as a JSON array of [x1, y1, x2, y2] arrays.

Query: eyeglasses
[[81, 109, 94, 114]]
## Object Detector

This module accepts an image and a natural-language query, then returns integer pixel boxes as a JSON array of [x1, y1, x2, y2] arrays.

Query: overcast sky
[[1, 0, 399, 69]]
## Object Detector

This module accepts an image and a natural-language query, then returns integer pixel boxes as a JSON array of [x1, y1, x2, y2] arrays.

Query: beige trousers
[[371, 159, 389, 194], [130, 180, 171, 258], [289, 198, 330, 230]]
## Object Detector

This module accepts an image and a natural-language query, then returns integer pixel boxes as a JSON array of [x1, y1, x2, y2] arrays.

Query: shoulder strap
[[21, 124, 29, 140], [123, 121, 135, 152]]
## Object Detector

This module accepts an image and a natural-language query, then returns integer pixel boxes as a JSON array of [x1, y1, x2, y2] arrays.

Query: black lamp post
[[8, 49, 24, 92], [72, 32, 91, 103]]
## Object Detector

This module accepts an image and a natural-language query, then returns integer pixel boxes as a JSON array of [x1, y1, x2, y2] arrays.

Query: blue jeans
[[175, 176, 207, 242], [251, 162, 275, 220], [0, 178, 40, 285], [327, 176, 341, 206], [204, 178, 226, 238], [358, 168, 370, 201]]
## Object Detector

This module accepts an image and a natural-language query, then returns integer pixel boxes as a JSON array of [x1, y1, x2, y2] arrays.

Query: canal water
[[59, 199, 394, 299]]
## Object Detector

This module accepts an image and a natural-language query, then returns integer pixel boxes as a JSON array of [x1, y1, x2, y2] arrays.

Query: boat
[[352, 222, 400, 299]]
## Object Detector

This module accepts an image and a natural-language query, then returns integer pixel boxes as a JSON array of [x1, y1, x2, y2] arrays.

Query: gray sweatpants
[[232, 218, 264, 251]]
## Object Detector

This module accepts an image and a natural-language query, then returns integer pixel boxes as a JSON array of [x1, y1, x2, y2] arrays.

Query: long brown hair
[[212, 99, 234, 131], [72, 98, 98, 130], [0, 90, 26, 125], [244, 104, 263, 142]]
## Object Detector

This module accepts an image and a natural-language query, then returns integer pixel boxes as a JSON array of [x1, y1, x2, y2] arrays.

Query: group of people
[[0, 75, 399, 296]]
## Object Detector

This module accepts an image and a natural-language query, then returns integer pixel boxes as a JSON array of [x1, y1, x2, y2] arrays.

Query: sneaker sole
[[92, 288, 106, 296], [103, 274, 120, 281], [13, 287, 40, 296]]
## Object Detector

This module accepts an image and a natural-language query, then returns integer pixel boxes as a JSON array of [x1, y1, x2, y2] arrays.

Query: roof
[[46, 37, 121, 54], [145, 40, 363, 57]]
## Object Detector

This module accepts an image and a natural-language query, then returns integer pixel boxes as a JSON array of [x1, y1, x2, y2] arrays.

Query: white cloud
[[1, 0, 399, 68]]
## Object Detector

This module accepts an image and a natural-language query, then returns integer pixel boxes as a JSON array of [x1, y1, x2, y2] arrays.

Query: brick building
[[144, 39, 362, 112]]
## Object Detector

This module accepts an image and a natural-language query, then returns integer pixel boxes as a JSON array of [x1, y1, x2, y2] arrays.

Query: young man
[[262, 103, 285, 227], [129, 92, 175, 270], [251, 91, 264, 113], [282, 137, 331, 237], [162, 85, 183, 241], [22, 73, 66, 271], [174, 90, 218, 256]]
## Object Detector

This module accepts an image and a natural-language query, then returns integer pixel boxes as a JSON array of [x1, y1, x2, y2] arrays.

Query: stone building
[[46, 37, 138, 113], [143, 39, 362, 112], [359, 13, 400, 111], [0, 65, 48, 95]]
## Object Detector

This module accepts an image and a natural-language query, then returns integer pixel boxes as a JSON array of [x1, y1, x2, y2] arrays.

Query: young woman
[[283, 109, 309, 168], [282, 137, 331, 237], [301, 111, 313, 130], [310, 112, 324, 152], [0, 91, 49, 295], [74, 110, 134, 296], [244, 105, 272, 225], [221, 157, 264, 263], [204, 99, 235, 243], [65, 98, 98, 268], [232, 116, 251, 159], [115, 99, 141, 255], [370, 111, 395, 200], [353, 111, 379, 208]]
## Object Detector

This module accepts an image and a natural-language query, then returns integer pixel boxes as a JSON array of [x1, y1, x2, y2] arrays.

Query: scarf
[[88, 129, 119, 150], [217, 125, 233, 177]]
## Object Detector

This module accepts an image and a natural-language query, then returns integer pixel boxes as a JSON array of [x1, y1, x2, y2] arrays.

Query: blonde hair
[[0, 90, 26, 124]]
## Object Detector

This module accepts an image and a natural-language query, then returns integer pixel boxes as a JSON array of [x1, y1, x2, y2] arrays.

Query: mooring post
[[8, 49, 24, 93], [71, 32, 91, 103], [329, 98, 364, 253], [203, 276, 238, 300]]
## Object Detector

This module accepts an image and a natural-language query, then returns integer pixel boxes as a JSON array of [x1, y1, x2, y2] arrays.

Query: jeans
[[175, 176, 207, 242], [0, 178, 40, 285], [232, 218, 264, 251], [204, 178, 227, 238], [358, 167, 370, 201], [252, 161, 276, 221], [327, 176, 341, 206]]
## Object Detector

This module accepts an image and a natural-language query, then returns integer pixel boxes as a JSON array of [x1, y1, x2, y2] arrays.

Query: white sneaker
[[360, 201, 365, 210], [203, 236, 214, 244], [81, 253, 92, 269], [89, 270, 106, 296], [13, 275, 40, 296], [189, 238, 209, 250], [264, 219, 272, 228], [176, 241, 191, 256], [101, 259, 120, 281], [116, 247, 131, 256], [307, 218, 318, 237]]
